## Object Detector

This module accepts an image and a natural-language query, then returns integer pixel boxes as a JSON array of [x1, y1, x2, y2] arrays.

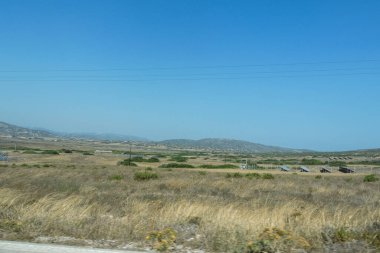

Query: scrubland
[[0, 163, 379, 252]]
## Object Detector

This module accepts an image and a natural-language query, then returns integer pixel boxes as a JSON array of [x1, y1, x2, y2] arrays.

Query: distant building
[[95, 150, 112, 154], [300, 166, 310, 172]]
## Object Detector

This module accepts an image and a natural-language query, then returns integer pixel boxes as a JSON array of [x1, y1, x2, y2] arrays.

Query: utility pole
[[128, 143, 132, 166]]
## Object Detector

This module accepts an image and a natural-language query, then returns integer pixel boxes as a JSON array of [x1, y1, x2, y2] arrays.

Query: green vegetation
[[350, 160, 380, 165], [245, 173, 261, 179], [169, 156, 188, 162], [82, 151, 94, 155], [23, 150, 39, 154], [363, 174, 379, 182], [198, 164, 238, 169], [329, 161, 347, 167], [134, 171, 159, 181], [159, 163, 194, 168], [226, 172, 243, 178], [124, 156, 161, 163], [262, 173, 275, 179], [301, 158, 324, 165], [108, 174, 124, 181], [146, 227, 176, 252], [41, 150, 60, 155], [118, 159, 138, 167]]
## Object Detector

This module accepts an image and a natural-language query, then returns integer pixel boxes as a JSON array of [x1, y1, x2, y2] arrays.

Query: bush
[[146, 157, 160, 163], [134, 171, 159, 181], [198, 164, 238, 169], [41, 150, 59, 155], [118, 160, 138, 166], [329, 161, 347, 167], [315, 175, 322, 179], [169, 156, 188, 162], [364, 174, 379, 182], [159, 163, 194, 168], [108, 174, 124, 181], [247, 227, 310, 252], [128, 157, 160, 163], [23, 150, 38, 154], [146, 227, 176, 252], [82, 152, 94, 155], [226, 172, 243, 178], [245, 173, 261, 179], [301, 158, 324, 165], [262, 173, 274, 179], [198, 171, 207, 176]]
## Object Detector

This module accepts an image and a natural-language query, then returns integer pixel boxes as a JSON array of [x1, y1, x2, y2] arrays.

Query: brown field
[[0, 138, 380, 252]]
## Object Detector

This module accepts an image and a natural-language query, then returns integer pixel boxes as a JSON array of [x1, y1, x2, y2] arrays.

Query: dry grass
[[0, 164, 379, 252]]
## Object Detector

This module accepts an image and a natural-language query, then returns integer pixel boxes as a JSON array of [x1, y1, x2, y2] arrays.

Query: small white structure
[[240, 159, 248, 170], [95, 150, 112, 154]]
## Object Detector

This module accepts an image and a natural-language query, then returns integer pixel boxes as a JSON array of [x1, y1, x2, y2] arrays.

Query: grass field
[[0, 139, 380, 252]]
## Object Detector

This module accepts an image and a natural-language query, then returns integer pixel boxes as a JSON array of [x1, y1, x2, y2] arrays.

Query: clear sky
[[0, 0, 380, 151]]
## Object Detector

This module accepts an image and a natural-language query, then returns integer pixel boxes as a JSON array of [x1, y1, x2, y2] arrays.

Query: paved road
[[0, 240, 149, 253]]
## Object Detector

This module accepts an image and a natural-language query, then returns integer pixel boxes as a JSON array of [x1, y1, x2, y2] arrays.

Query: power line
[[1, 72, 379, 82], [0, 59, 378, 73], [1, 67, 378, 78]]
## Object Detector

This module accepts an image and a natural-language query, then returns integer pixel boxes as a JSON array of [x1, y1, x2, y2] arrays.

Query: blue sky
[[0, 1, 380, 151]]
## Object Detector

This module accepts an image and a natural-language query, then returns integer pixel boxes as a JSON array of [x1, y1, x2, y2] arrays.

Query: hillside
[[158, 138, 304, 153], [0, 122, 146, 141], [0, 122, 55, 139]]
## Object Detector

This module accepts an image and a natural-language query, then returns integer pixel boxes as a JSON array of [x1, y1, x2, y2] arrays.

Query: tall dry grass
[[0, 165, 379, 252]]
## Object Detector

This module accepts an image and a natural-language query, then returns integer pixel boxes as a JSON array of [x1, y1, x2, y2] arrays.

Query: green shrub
[[332, 227, 355, 242], [82, 152, 94, 155], [329, 161, 347, 167], [128, 157, 160, 163], [41, 150, 60, 155], [301, 158, 324, 165], [198, 164, 238, 169], [23, 150, 39, 154], [315, 175, 322, 179], [146, 157, 160, 163], [169, 156, 188, 162], [159, 163, 194, 168], [146, 227, 176, 252], [245, 173, 261, 179], [108, 174, 124, 181], [198, 171, 207, 176], [226, 172, 243, 178], [262, 173, 274, 179], [134, 171, 159, 181], [118, 160, 138, 167], [363, 174, 379, 182], [145, 167, 153, 171]]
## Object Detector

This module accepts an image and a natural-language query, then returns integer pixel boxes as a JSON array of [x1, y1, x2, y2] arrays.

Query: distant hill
[[0, 122, 146, 141], [158, 138, 305, 153], [57, 132, 148, 142], [0, 121, 55, 139]]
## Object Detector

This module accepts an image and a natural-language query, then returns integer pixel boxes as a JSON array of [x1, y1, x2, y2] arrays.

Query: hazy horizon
[[1, 1, 380, 151]]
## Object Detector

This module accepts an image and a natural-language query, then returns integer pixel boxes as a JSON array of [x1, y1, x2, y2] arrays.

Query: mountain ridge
[[2, 121, 378, 153], [158, 138, 306, 153]]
